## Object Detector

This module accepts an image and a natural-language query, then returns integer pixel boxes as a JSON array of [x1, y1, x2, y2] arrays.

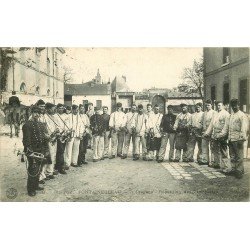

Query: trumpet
[[60, 129, 73, 143], [49, 128, 61, 145]]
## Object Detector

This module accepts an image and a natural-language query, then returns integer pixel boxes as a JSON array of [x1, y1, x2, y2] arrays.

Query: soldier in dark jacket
[[90, 107, 105, 162], [158, 105, 177, 162], [22, 106, 51, 197]]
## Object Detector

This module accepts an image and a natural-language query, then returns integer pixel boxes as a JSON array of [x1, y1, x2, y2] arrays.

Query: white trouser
[[71, 137, 81, 165], [64, 139, 74, 167], [93, 135, 104, 160], [40, 141, 57, 180], [64, 137, 81, 166]]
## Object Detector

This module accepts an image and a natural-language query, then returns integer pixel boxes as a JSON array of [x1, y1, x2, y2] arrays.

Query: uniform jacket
[[44, 114, 57, 136], [71, 114, 84, 138], [202, 109, 216, 132], [90, 114, 105, 136], [189, 111, 204, 129], [125, 112, 137, 133], [131, 113, 147, 136], [228, 110, 248, 142], [206, 109, 230, 139], [22, 120, 50, 163], [173, 112, 192, 132], [102, 113, 110, 131], [54, 113, 68, 132], [109, 111, 126, 131], [79, 113, 90, 134], [160, 113, 176, 133], [147, 113, 163, 138]]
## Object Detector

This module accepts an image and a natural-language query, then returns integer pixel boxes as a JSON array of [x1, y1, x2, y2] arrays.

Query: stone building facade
[[0, 47, 65, 106], [204, 47, 249, 113]]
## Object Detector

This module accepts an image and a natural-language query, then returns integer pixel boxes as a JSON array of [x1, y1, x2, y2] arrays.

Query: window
[[20, 82, 26, 92], [35, 86, 40, 95], [54, 52, 58, 67], [211, 86, 216, 103], [222, 47, 230, 64], [35, 47, 41, 56], [47, 89, 50, 96], [56, 91, 59, 98], [83, 100, 88, 111], [96, 100, 102, 109], [223, 82, 230, 105], [239, 79, 248, 112]]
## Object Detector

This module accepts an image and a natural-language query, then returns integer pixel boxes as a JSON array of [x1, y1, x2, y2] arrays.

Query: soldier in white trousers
[[64, 105, 83, 168], [122, 103, 137, 159], [41, 103, 59, 180], [187, 102, 204, 162], [132, 104, 148, 161], [199, 99, 216, 165], [109, 102, 126, 158], [147, 105, 163, 161], [203, 101, 231, 172], [227, 99, 249, 179]]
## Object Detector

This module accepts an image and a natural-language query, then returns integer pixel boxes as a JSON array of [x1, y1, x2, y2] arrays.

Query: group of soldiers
[[22, 98, 249, 197]]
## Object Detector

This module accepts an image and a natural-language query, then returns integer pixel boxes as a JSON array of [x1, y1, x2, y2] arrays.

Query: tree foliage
[[63, 66, 74, 85], [178, 57, 204, 98]]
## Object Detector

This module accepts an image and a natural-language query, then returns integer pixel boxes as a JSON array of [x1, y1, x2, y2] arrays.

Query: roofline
[[56, 47, 65, 54]]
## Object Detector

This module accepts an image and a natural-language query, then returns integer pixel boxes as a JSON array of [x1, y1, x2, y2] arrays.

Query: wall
[[3, 47, 64, 105], [204, 47, 249, 73], [205, 60, 249, 112], [72, 95, 112, 111]]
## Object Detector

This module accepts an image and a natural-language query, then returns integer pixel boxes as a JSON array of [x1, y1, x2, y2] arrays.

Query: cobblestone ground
[[0, 126, 249, 202]]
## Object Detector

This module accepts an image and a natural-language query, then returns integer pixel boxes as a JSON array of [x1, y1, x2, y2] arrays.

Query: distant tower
[[95, 68, 102, 84]]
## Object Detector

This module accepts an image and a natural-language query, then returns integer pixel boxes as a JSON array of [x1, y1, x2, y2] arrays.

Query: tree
[[178, 57, 204, 99], [63, 66, 74, 85]]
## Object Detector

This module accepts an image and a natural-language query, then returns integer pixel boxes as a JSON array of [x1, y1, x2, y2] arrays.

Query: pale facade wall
[[72, 95, 111, 111], [2, 47, 64, 105]]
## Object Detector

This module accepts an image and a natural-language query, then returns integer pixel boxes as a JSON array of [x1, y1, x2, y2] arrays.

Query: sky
[[63, 48, 203, 91]]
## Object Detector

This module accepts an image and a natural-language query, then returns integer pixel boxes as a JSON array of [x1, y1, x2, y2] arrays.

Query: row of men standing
[[22, 98, 248, 196]]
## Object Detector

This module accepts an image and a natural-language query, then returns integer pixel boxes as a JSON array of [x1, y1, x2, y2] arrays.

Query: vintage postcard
[[0, 47, 249, 201]]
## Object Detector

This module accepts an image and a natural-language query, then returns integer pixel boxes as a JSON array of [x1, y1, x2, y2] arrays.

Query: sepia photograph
[[0, 47, 249, 202]]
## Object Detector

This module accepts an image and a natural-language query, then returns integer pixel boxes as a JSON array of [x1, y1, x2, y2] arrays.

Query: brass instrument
[[60, 128, 73, 143], [49, 128, 61, 145]]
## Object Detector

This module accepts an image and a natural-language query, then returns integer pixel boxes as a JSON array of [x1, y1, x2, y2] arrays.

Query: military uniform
[[187, 111, 204, 162], [54, 112, 68, 173], [67, 113, 84, 166], [122, 111, 137, 157], [173, 112, 192, 161], [102, 113, 110, 158], [132, 112, 148, 159], [147, 113, 163, 160], [22, 120, 50, 194], [41, 113, 58, 179], [205, 109, 231, 171], [90, 113, 105, 161], [64, 112, 73, 167], [109, 110, 126, 157], [200, 109, 216, 164], [158, 113, 176, 161], [78, 113, 90, 165], [228, 110, 248, 176]]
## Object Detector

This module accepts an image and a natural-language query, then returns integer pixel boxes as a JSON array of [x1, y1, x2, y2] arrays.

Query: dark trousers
[[229, 141, 244, 174], [78, 135, 88, 164], [55, 140, 66, 171], [27, 158, 42, 193]]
